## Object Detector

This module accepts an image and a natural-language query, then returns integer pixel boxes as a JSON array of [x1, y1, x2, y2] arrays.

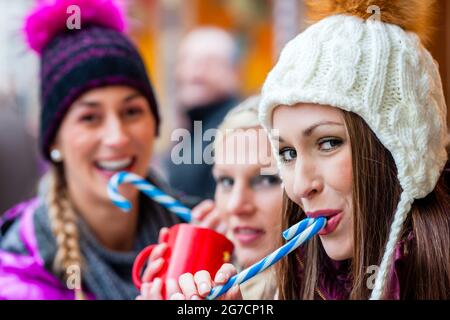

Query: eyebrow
[[74, 100, 101, 108], [276, 121, 344, 143], [73, 93, 144, 109], [123, 93, 144, 103], [303, 121, 343, 136]]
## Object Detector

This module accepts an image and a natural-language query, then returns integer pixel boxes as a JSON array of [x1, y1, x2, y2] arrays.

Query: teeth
[[97, 158, 132, 171]]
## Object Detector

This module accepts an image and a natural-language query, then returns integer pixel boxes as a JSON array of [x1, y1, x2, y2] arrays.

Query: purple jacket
[[1, 199, 411, 300], [295, 234, 412, 300], [0, 198, 91, 300]]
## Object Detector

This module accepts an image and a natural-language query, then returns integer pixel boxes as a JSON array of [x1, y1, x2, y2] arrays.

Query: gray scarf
[[34, 176, 182, 300]]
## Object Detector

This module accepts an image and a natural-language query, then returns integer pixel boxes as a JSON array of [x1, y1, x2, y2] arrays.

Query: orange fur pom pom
[[305, 0, 437, 45]]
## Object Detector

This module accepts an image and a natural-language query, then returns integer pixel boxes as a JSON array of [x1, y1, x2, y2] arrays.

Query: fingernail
[[191, 294, 201, 300], [170, 293, 185, 300], [199, 282, 210, 295], [215, 272, 226, 282], [191, 209, 200, 219]]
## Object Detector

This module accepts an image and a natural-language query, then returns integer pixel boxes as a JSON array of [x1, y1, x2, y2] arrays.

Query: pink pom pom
[[24, 0, 127, 54]]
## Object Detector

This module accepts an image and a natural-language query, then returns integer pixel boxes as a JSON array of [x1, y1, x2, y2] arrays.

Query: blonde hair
[[45, 166, 85, 300], [217, 95, 261, 133], [214, 95, 267, 166]]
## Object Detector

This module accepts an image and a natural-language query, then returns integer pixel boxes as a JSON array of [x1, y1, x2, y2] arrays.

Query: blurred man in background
[[163, 27, 241, 204]]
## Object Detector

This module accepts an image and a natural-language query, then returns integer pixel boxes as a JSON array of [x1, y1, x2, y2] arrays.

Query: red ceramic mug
[[133, 223, 234, 299]]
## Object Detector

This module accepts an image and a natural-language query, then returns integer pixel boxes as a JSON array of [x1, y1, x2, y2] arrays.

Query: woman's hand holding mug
[[170, 263, 242, 300]]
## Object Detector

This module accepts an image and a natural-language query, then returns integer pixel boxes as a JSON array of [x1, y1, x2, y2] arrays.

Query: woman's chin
[[118, 185, 140, 201], [237, 253, 262, 269], [237, 247, 274, 269], [321, 241, 353, 261], [87, 175, 131, 205]]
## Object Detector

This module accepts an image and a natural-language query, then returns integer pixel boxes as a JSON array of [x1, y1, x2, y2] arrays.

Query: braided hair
[[46, 165, 85, 300]]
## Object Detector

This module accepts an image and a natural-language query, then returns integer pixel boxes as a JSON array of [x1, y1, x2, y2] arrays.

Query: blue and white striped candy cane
[[108, 171, 191, 222], [282, 217, 315, 241], [207, 217, 327, 300]]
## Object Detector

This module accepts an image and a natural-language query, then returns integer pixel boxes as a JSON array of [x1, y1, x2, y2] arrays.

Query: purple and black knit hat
[[24, 0, 160, 161]]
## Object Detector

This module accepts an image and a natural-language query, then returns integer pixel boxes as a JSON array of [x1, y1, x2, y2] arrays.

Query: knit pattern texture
[[259, 14, 448, 299], [24, 0, 160, 160], [38, 26, 160, 160]]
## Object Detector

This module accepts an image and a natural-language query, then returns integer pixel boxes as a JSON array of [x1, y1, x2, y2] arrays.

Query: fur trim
[[305, 0, 436, 45], [24, 0, 127, 54]]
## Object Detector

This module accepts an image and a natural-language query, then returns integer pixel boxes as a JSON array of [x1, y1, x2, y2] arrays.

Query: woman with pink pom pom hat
[[0, 0, 184, 300]]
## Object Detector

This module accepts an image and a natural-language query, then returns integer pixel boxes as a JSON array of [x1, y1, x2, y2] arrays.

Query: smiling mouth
[[233, 227, 265, 245], [95, 156, 136, 173]]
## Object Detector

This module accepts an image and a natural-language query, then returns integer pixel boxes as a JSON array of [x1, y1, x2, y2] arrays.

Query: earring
[[50, 149, 63, 162]]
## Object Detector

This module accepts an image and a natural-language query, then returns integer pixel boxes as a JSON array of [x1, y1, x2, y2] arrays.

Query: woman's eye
[[124, 107, 144, 118], [318, 138, 343, 151], [252, 175, 281, 189], [80, 114, 100, 123], [279, 147, 297, 163], [216, 177, 234, 189]]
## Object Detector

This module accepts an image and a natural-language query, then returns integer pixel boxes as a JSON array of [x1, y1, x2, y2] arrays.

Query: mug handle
[[132, 244, 156, 290]]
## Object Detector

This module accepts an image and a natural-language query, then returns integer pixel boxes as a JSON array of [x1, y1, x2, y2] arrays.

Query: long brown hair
[[277, 111, 450, 300]]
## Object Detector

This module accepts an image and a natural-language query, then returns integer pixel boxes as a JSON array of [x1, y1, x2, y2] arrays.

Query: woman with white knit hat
[[165, 0, 450, 300], [257, 0, 450, 299]]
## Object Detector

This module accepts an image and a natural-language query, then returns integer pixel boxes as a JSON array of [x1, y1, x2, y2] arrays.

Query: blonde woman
[[137, 96, 282, 300]]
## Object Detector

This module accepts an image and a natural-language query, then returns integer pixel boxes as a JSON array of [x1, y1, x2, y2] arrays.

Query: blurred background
[[0, 0, 449, 212]]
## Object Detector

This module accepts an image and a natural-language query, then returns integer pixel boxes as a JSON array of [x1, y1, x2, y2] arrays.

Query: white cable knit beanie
[[259, 11, 448, 299]]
